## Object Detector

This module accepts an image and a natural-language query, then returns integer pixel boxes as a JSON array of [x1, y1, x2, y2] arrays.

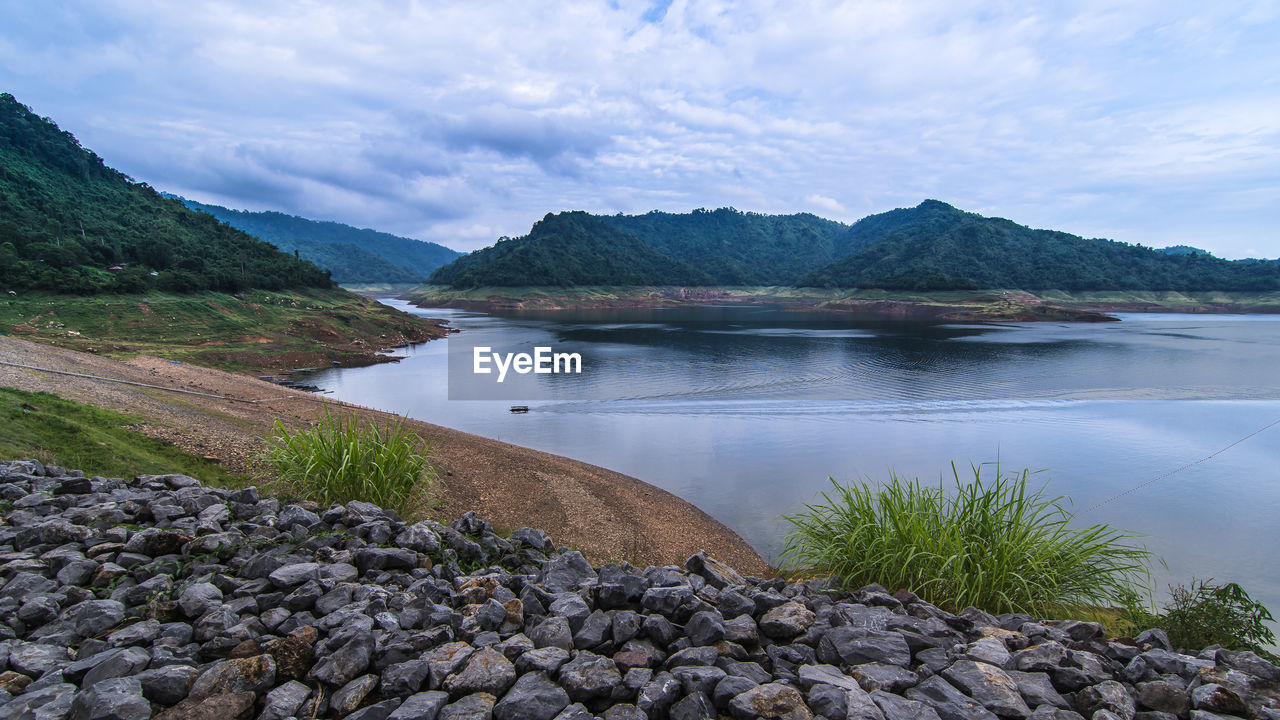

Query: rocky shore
[[1, 459, 1277, 720]]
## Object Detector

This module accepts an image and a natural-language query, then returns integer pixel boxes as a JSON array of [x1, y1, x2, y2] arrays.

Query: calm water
[[306, 300, 1280, 613]]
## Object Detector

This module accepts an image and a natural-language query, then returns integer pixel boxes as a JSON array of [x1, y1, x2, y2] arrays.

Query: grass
[[264, 410, 437, 517], [1121, 579, 1278, 659], [0, 287, 442, 372], [780, 462, 1152, 616], [0, 386, 249, 485]]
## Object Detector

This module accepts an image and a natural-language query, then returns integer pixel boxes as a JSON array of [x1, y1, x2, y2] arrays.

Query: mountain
[[597, 208, 850, 285], [429, 211, 712, 288], [177, 198, 461, 284], [799, 200, 1280, 291], [429, 208, 851, 288], [0, 93, 330, 294], [1157, 245, 1215, 257]]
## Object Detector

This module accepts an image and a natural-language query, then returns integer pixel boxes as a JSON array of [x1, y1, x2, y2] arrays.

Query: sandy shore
[[0, 335, 770, 576]]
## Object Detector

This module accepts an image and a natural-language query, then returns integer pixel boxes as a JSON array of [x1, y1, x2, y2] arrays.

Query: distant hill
[[799, 200, 1280, 291], [430, 211, 711, 288], [597, 208, 850, 285], [0, 92, 331, 294], [1157, 245, 1214, 257], [176, 198, 461, 284], [430, 208, 851, 288]]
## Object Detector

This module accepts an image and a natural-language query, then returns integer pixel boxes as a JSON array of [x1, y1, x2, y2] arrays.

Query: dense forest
[[430, 199, 1280, 292], [799, 201, 1280, 291], [599, 208, 851, 285], [177, 198, 461, 284], [428, 212, 712, 288], [0, 93, 332, 294]]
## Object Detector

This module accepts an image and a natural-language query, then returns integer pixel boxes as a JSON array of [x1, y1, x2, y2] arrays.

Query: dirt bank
[[0, 336, 770, 576]]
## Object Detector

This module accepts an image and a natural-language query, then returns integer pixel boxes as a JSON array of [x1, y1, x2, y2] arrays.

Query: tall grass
[[780, 462, 1151, 616], [266, 410, 436, 517]]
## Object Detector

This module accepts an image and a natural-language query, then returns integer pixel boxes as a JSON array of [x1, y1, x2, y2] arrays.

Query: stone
[[310, 630, 375, 687], [551, 704, 593, 720], [444, 647, 517, 698], [600, 705, 645, 720], [9, 643, 71, 677], [1077, 681, 1137, 720], [0, 681, 77, 720], [493, 671, 571, 720], [685, 551, 746, 590], [1010, 643, 1069, 673], [80, 646, 152, 689], [637, 671, 684, 717], [1189, 684, 1246, 717], [438, 692, 497, 720], [673, 664, 728, 696], [642, 585, 695, 619], [851, 663, 921, 693], [516, 647, 572, 676], [1136, 680, 1190, 717], [942, 659, 1032, 718], [67, 676, 150, 720], [153, 692, 257, 720], [670, 690, 717, 720], [388, 691, 451, 720], [349, 700, 403, 720], [686, 610, 726, 646], [872, 690, 935, 720], [729, 682, 815, 720], [807, 683, 849, 719], [190, 655, 277, 698], [383, 659, 432, 698], [136, 665, 200, 706], [268, 562, 322, 588], [123, 528, 188, 557], [178, 583, 224, 619], [539, 552, 597, 593], [331, 674, 379, 716], [797, 664, 862, 693], [818, 627, 913, 667], [760, 601, 816, 640], [559, 651, 622, 702], [1006, 671, 1068, 710], [62, 599, 126, 638], [966, 638, 1013, 668], [906, 675, 1000, 720]]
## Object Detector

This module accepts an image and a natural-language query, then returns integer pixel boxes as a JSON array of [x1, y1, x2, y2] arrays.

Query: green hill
[[597, 208, 850, 285], [0, 92, 331, 294], [429, 211, 712, 288], [177, 198, 461, 284], [799, 200, 1280, 291]]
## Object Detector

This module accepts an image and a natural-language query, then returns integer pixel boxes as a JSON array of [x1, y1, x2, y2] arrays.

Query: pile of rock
[[1, 458, 1277, 720]]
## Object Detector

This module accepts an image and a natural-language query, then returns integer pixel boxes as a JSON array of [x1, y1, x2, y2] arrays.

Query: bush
[[1152, 579, 1276, 658], [780, 462, 1151, 616], [266, 411, 436, 516]]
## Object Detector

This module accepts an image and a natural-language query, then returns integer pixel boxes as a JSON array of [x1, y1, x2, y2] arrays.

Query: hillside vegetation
[[0, 93, 331, 294], [428, 199, 1280, 292], [178, 197, 461, 284]]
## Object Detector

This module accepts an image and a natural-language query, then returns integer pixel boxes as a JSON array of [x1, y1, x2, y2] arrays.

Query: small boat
[[509, 405, 529, 414]]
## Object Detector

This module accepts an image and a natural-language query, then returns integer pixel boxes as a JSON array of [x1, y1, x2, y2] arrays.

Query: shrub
[[266, 410, 436, 516], [1153, 579, 1276, 658], [780, 462, 1151, 616]]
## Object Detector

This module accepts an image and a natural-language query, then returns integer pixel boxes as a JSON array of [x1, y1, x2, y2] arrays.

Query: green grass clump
[[0, 386, 246, 485], [1129, 579, 1277, 659], [780, 462, 1151, 616], [266, 410, 436, 516]]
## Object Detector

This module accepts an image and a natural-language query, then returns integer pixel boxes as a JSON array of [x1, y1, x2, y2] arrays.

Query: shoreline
[[0, 335, 770, 576]]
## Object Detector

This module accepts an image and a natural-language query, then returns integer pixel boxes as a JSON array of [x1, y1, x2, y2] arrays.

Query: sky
[[1, 1, 1277, 256]]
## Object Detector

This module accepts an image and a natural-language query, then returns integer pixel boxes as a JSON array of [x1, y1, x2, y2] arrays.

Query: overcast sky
[[2, 1, 1277, 256]]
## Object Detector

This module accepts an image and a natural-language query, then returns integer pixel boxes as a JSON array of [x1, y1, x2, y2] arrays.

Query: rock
[[686, 610, 726, 646], [966, 638, 1013, 668], [438, 692, 497, 720], [444, 647, 517, 698], [178, 583, 224, 619], [530, 616, 574, 651], [760, 602, 816, 640], [268, 562, 321, 588], [1189, 684, 1246, 716], [906, 675, 1000, 720], [62, 599, 126, 638], [637, 671, 684, 717], [424, 642, 476, 690], [331, 674, 379, 716], [348, 699, 402, 720], [190, 655, 276, 697], [685, 551, 746, 590], [797, 664, 862, 693], [1006, 671, 1068, 710], [310, 630, 375, 687], [1010, 643, 1069, 673], [0, 682, 77, 720], [559, 651, 622, 702], [872, 689, 936, 720], [539, 552, 597, 593], [942, 659, 1032, 718], [818, 627, 913, 667], [851, 663, 921, 693], [80, 646, 152, 689], [1077, 681, 1137, 720], [729, 682, 815, 720], [670, 690, 717, 720], [551, 704, 593, 720], [642, 585, 695, 619], [493, 671, 571, 720], [123, 528, 188, 556], [9, 643, 71, 677], [153, 692, 257, 720], [673, 664, 728, 696], [137, 665, 201, 706], [67, 677, 150, 720], [383, 660, 432, 698], [388, 691, 450, 720], [1136, 680, 1190, 717]]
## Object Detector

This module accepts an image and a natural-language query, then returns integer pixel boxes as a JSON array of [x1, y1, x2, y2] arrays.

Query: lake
[[305, 299, 1280, 614]]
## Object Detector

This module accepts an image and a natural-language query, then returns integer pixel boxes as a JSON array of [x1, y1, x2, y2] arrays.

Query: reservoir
[[305, 299, 1280, 614]]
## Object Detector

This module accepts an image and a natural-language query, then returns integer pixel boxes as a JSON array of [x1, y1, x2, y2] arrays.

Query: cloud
[[0, 1, 1276, 256]]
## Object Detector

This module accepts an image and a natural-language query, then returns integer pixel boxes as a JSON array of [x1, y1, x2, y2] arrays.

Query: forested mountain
[[598, 208, 850, 285], [177, 198, 461, 284], [799, 201, 1280, 291], [0, 93, 331, 294], [429, 212, 712, 288], [1158, 245, 1214, 257]]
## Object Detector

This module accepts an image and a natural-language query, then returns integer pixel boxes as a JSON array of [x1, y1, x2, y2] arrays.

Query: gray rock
[[349, 699, 403, 720], [942, 659, 1032, 718], [818, 627, 913, 667], [136, 664, 200, 706], [383, 660, 432, 698], [1136, 680, 1190, 717], [1027, 707, 1086, 720], [551, 704, 593, 720], [906, 675, 1000, 720], [872, 689, 936, 720], [529, 616, 574, 651], [851, 663, 921, 693], [1135, 630, 1172, 652], [444, 648, 516, 698], [61, 599, 125, 639], [423, 642, 476, 691], [966, 638, 1013, 668], [178, 583, 224, 619], [760, 601, 816, 640], [331, 674, 380, 716], [807, 683, 848, 719], [539, 552, 597, 593], [515, 647, 571, 676], [0, 682, 77, 720], [122, 528, 187, 557], [268, 562, 322, 588], [310, 630, 375, 687], [636, 671, 683, 717], [1010, 643, 1069, 673], [258, 680, 312, 720], [9, 643, 71, 677], [107, 619, 162, 648], [388, 691, 450, 720], [797, 664, 862, 693], [686, 610, 726, 646], [685, 551, 746, 590], [559, 651, 622, 702], [1006, 671, 1068, 710], [600, 705, 645, 720], [673, 664, 728, 696], [670, 690, 717, 720], [438, 692, 497, 720], [1077, 681, 1137, 720], [67, 676, 149, 720], [1216, 649, 1280, 684], [1189, 684, 1246, 717], [642, 585, 695, 619], [190, 655, 277, 697], [492, 671, 571, 720], [547, 595, 591, 634], [729, 682, 815, 720], [80, 646, 152, 689]]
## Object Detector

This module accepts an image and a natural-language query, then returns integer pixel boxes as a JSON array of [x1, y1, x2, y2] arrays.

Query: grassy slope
[[0, 386, 247, 485], [0, 287, 447, 372]]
